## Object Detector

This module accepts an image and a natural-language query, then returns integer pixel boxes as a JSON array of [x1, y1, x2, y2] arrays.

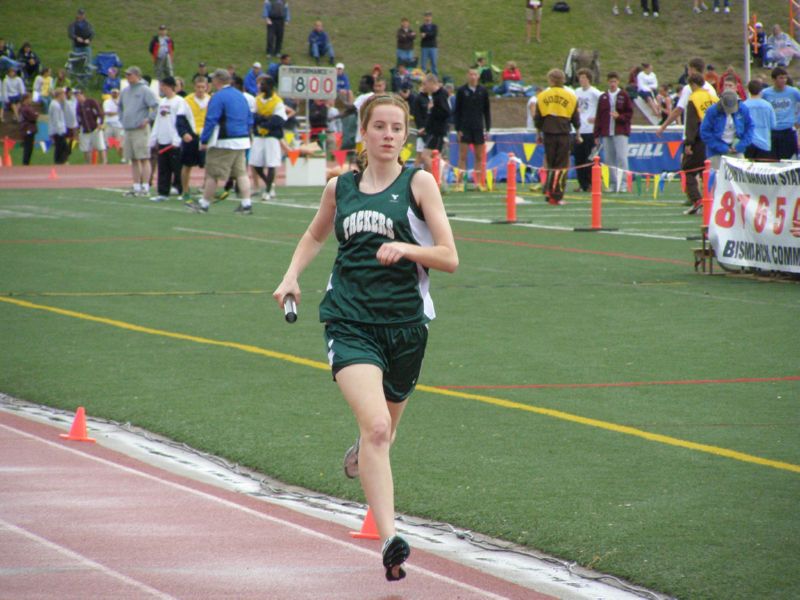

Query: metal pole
[[743, 0, 751, 83]]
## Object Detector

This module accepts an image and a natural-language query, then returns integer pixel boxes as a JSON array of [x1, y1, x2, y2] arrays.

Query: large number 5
[[773, 197, 786, 235]]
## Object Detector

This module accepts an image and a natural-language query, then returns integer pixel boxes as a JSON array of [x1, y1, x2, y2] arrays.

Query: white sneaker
[[261, 190, 269, 202], [624, 6, 633, 15], [724, 6, 730, 13], [701, 2, 709, 9], [653, 11, 659, 17], [269, 189, 277, 200], [169, 186, 179, 196], [612, 5, 619, 15], [693, 7, 701, 13], [713, 6, 720, 12], [643, 11, 649, 16], [150, 195, 168, 202]]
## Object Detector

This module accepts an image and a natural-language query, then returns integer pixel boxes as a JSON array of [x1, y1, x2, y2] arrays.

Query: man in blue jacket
[[186, 69, 254, 215], [700, 90, 754, 171], [308, 20, 335, 65]]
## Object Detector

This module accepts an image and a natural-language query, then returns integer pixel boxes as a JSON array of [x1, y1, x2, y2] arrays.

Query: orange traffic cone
[[349, 506, 381, 540], [49, 167, 58, 180], [59, 406, 96, 443]]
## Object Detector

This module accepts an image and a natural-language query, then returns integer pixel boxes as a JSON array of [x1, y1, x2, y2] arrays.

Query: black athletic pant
[[157, 144, 182, 196], [22, 133, 35, 166], [53, 135, 69, 164], [572, 132, 594, 191], [543, 134, 571, 202], [267, 18, 285, 55], [681, 141, 705, 204], [641, 0, 659, 12]]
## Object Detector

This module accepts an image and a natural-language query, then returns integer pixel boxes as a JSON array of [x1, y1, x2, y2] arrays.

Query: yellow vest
[[535, 86, 577, 119], [41, 76, 52, 96], [689, 88, 717, 121], [185, 93, 209, 133], [255, 93, 284, 136]]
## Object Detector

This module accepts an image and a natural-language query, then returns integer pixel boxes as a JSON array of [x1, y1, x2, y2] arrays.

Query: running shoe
[[185, 199, 209, 213], [261, 190, 270, 202], [149, 195, 168, 202], [233, 203, 253, 215], [343, 437, 360, 479], [382, 535, 410, 582], [612, 5, 619, 15], [684, 201, 702, 215], [122, 189, 139, 197], [624, 5, 633, 14]]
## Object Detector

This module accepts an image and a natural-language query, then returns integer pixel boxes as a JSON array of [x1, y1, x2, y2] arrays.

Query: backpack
[[269, 0, 286, 19], [553, 2, 570, 11]]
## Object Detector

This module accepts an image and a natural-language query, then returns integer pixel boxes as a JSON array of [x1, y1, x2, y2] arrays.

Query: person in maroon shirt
[[75, 89, 107, 164], [19, 94, 39, 166], [593, 71, 633, 192]]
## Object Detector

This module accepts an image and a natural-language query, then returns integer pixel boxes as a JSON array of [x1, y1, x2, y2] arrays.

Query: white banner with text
[[709, 157, 800, 274]]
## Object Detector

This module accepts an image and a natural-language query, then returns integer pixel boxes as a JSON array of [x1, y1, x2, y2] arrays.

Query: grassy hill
[[1, 0, 790, 93]]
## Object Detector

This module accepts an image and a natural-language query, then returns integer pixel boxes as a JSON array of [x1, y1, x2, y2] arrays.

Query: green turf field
[[1, 184, 798, 599]]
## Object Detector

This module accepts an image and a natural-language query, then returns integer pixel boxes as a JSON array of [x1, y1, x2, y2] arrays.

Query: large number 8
[[295, 76, 306, 93]]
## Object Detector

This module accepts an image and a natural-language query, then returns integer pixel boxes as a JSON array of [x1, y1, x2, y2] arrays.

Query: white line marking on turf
[[0, 423, 514, 600], [173, 227, 294, 245], [0, 517, 176, 599]]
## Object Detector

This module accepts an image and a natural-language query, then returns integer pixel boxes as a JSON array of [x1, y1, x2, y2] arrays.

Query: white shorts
[[79, 129, 107, 153], [249, 137, 282, 168]]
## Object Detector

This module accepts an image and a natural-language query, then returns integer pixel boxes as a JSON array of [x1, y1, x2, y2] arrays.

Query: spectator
[[267, 53, 291, 85], [762, 66, 800, 160], [19, 93, 38, 166], [75, 89, 107, 164], [326, 98, 341, 134], [149, 25, 174, 81], [67, 8, 94, 60], [175, 76, 187, 97], [535, 68, 580, 204], [18, 42, 39, 83], [475, 56, 493, 84], [371, 64, 383, 81], [454, 68, 491, 192], [419, 11, 439, 75], [593, 71, 633, 193], [703, 64, 719, 89], [502, 61, 522, 83], [180, 76, 210, 200], [712, 0, 730, 14], [392, 63, 412, 92], [193, 62, 212, 84], [0, 37, 15, 80], [103, 88, 125, 160], [636, 62, 659, 117], [419, 73, 450, 174], [680, 73, 715, 215], [335, 62, 353, 104], [263, 0, 290, 57], [525, 1, 543, 44], [148, 77, 188, 201], [396, 17, 416, 67], [408, 81, 429, 168], [103, 66, 120, 96], [494, 61, 523, 96], [186, 69, 254, 215], [765, 25, 800, 67], [63, 88, 79, 158], [641, 0, 659, 17], [54, 68, 71, 90], [612, 1, 633, 16], [251, 75, 287, 201], [700, 90, 754, 170], [308, 20, 334, 66], [119, 66, 159, 197], [48, 88, 69, 164], [717, 66, 746, 99], [0, 38, 14, 61], [33, 66, 53, 110], [750, 22, 766, 67], [244, 61, 263, 96], [573, 68, 602, 192], [742, 79, 777, 162], [3, 67, 26, 121], [656, 84, 672, 124], [657, 57, 718, 135]]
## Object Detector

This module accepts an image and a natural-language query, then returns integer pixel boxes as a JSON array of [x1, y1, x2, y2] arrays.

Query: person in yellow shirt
[[180, 76, 210, 201], [534, 68, 580, 205]]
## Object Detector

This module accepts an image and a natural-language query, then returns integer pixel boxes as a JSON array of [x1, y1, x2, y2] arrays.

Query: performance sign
[[278, 66, 337, 100], [709, 157, 800, 273]]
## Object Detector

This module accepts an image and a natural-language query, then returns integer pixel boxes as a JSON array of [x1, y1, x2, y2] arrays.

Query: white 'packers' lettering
[[343, 210, 395, 241]]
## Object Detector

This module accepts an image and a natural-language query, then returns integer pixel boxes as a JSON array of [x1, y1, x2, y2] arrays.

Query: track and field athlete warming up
[[273, 94, 458, 581]]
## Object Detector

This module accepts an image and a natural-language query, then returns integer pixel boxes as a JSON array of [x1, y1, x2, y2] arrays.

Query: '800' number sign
[[278, 66, 337, 100]]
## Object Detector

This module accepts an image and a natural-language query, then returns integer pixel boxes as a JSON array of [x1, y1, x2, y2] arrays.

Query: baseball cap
[[253, 61, 262, 68], [755, 22, 763, 28], [125, 66, 142, 77], [336, 62, 344, 70], [720, 90, 739, 114]]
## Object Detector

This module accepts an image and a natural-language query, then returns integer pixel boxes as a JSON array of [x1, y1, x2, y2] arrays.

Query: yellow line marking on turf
[[2, 295, 799, 475]]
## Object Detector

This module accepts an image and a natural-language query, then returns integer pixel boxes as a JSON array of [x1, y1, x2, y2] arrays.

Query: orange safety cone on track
[[59, 406, 96, 443], [349, 506, 381, 540], [49, 168, 58, 180]]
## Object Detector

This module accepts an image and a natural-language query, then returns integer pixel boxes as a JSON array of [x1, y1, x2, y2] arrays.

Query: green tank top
[[319, 168, 435, 325]]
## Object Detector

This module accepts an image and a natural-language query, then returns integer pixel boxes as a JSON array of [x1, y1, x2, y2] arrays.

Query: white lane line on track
[[172, 226, 294, 245], [0, 423, 513, 600], [0, 517, 177, 600]]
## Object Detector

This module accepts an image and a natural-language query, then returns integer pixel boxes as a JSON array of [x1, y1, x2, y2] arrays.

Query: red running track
[[0, 411, 547, 600]]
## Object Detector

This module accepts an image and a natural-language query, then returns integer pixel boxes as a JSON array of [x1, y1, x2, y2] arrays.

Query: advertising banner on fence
[[709, 157, 800, 274]]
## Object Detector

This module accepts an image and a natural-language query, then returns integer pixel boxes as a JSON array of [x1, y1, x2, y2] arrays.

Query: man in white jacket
[[149, 76, 191, 201]]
